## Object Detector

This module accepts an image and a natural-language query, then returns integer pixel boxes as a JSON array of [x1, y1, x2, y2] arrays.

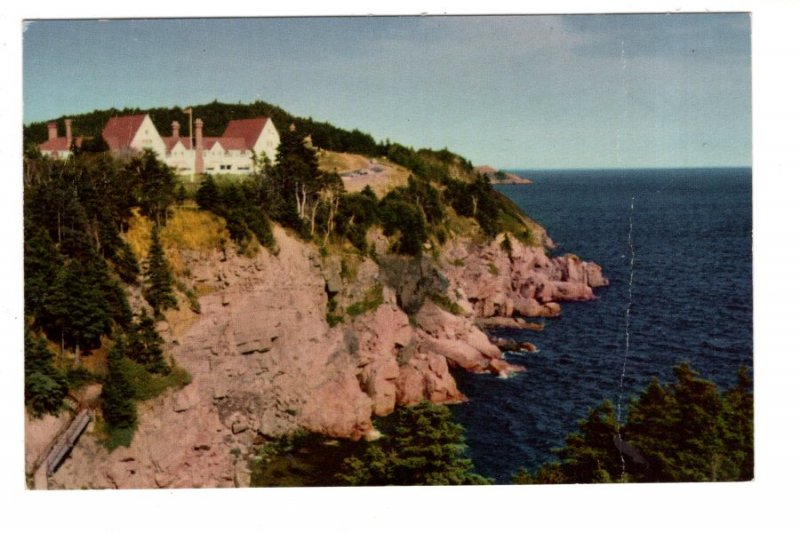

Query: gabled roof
[[163, 136, 191, 152], [102, 114, 147, 151], [198, 137, 223, 151], [39, 137, 71, 152], [39, 137, 83, 152], [218, 137, 248, 151], [222, 118, 270, 149]]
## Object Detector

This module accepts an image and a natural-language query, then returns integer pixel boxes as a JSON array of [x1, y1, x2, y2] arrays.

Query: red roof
[[218, 137, 248, 151], [39, 137, 83, 152], [222, 118, 269, 149], [102, 114, 147, 151], [39, 137, 71, 151], [163, 136, 191, 152]]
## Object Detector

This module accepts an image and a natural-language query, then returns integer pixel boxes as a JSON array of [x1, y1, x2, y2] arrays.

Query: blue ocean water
[[451, 168, 753, 484]]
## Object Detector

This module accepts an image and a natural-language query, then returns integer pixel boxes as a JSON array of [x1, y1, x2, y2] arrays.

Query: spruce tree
[[127, 312, 169, 374], [100, 335, 137, 430], [143, 224, 177, 318], [338, 401, 488, 486], [196, 174, 221, 213], [24, 327, 68, 417], [524, 364, 754, 484]]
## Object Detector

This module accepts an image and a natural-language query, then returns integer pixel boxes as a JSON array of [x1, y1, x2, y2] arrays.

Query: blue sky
[[23, 14, 751, 169]]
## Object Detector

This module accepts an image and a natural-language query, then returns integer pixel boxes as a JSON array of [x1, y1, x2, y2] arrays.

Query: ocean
[[451, 167, 753, 484]]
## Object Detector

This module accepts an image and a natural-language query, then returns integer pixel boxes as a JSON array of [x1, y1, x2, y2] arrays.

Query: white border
[[3, 2, 800, 532]]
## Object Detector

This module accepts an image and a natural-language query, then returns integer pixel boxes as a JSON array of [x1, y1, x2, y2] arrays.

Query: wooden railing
[[44, 409, 91, 477]]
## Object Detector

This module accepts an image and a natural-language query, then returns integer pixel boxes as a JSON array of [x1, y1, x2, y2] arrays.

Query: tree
[[378, 195, 426, 256], [24, 327, 68, 417], [127, 312, 169, 374], [195, 174, 221, 212], [100, 335, 137, 431], [522, 364, 754, 484], [41, 257, 113, 361], [337, 401, 489, 485], [126, 149, 177, 227], [143, 224, 177, 318]]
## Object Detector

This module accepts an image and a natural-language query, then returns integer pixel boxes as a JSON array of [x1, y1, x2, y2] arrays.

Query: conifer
[[143, 225, 177, 318]]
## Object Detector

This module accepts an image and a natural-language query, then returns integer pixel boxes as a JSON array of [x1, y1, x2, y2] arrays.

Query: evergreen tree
[[126, 149, 177, 227], [100, 335, 137, 430], [41, 258, 112, 359], [195, 174, 221, 212], [127, 312, 169, 374], [523, 364, 754, 484], [338, 401, 488, 486], [23, 223, 62, 320], [143, 225, 177, 318], [24, 327, 68, 417]]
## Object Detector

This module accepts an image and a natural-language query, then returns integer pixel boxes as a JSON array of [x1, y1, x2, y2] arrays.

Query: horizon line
[[503, 165, 753, 172]]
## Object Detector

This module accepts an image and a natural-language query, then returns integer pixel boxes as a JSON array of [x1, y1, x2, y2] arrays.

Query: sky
[[22, 15, 751, 169]]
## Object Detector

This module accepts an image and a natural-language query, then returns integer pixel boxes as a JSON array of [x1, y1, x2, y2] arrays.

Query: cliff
[[43, 219, 606, 489]]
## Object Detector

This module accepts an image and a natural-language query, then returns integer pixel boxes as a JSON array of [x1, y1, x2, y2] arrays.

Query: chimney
[[47, 122, 57, 140], [65, 119, 73, 146], [194, 118, 204, 174], [171, 121, 180, 138]]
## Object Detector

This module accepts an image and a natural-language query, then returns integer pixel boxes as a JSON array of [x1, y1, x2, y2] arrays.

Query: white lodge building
[[41, 113, 280, 176]]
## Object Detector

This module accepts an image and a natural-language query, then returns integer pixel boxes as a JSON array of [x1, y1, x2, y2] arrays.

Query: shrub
[[345, 285, 384, 317]]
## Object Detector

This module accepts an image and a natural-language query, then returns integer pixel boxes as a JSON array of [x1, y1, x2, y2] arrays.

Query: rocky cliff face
[[45, 225, 606, 489]]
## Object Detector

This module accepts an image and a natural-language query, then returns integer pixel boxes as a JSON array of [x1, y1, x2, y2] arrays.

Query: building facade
[[40, 113, 280, 176]]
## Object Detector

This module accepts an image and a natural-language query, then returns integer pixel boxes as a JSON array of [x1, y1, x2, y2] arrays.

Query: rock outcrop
[[441, 233, 607, 321], [43, 225, 606, 489]]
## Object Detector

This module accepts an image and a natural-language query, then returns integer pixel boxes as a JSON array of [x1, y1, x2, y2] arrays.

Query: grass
[[176, 280, 201, 314], [317, 150, 410, 197], [123, 207, 230, 275], [100, 420, 137, 451], [428, 292, 464, 316], [162, 207, 229, 252], [119, 357, 192, 402], [345, 284, 384, 317]]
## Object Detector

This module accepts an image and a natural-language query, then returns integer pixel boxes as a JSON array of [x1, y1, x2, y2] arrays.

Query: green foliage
[[143, 225, 178, 317], [195, 174, 277, 251], [250, 432, 364, 487], [522, 364, 754, 484], [24, 149, 179, 361], [126, 312, 169, 374], [326, 295, 344, 327], [333, 188, 380, 252], [100, 336, 138, 434], [41, 256, 121, 355], [125, 149, 177, 227], [24, 327, 68, 417], [445, 173, 501, 236], [428, 292, 464, 316], [337, 401, 490, 486], [345, 285, 384, 317], [117, 356, 192, 402], [378, 195, 427, 256], [177, 281, 201, 314]]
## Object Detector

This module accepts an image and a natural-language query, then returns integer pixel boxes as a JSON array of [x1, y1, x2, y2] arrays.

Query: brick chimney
[[194, 118, 204, 174], [47, 122, 57, 140], [171, 121, 180, 138], [65, 119, 73, 146]]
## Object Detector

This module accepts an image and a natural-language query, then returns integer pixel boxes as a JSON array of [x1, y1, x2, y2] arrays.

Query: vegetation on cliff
[[23, 100, 544, 475], [337, 401, 489, 486], [249, 402, 487, 487], [513, 364, 754, 484]]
